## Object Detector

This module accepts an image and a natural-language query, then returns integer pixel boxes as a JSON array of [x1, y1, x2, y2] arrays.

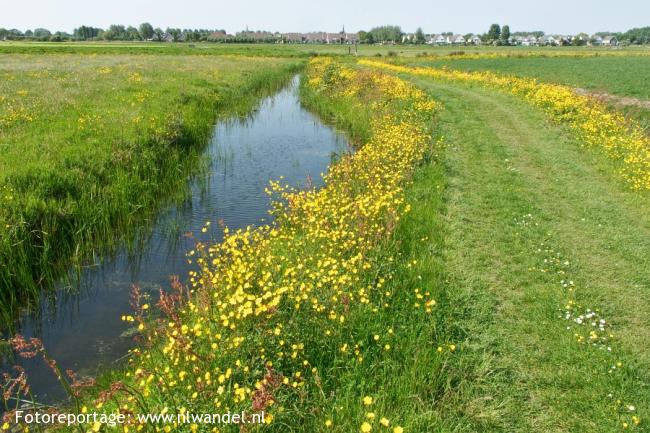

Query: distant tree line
[[0, 23, 227, 42], [618, 27, 650, 44], [484, 24, 512, 45], [357, 25, 403, 44], [1, 24, 649, 45]]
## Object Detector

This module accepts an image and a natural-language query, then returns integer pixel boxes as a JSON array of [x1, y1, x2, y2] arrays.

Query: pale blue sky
[[1, 0, 648, 35]]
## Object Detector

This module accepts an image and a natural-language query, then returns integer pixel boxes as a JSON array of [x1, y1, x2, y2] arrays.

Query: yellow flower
[[361, 422, 372, 432], [380, 418, 390, 427], [393, 427, 404, 433], [79, 58, 440, 429]]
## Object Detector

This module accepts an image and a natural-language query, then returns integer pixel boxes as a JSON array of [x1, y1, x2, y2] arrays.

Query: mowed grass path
[[396, 77, 650, 431]]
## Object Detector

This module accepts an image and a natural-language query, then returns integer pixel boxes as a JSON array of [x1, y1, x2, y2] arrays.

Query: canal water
[[2, 75, 348, 404]]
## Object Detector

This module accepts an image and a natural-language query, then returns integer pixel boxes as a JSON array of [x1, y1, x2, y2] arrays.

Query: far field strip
[[401, 55, 650, 99], [573, 87, 650, 109], [401, 76, 650, 431], [400, 55, 650, 129]]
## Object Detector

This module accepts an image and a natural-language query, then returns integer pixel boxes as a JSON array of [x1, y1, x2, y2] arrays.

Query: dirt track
[[575, 87, 650, 109]]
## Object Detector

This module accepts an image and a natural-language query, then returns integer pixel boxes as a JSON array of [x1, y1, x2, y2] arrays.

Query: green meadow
[[399, 53, 650, 127], [0, 52, 300, 323], [1, 43, 648, 433]]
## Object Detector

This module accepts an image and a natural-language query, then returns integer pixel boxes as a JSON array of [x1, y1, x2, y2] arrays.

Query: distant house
[[162, 32, 174, 42], [325, 33, 342, 44], [589, 35, 603, 46], [209, 31, 228, 41], [430, 34, 449, 45], [304, 32, 324, 43], [521, 35, 538, 46], [345, 33, 359, 44], [451, 34, 466, 44], [467, 34, 482, 45], [602, 35, 619, 46], [283, 32, 304, 43], [540, 35, 558, 46], [402, 33, 415, 43]]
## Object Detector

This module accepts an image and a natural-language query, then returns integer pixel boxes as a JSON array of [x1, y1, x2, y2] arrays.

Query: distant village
[[403, 33, 619, 46], [1, 23, 645, 46], [173, 30, 621, 47]]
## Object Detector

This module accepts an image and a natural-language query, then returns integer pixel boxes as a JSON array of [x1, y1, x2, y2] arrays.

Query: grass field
[[401, 55, 650, 98], [2, 40, 650, 58], [398, 54, 650, 128], [1, 45, 649, 432], [0, 53, 300, 324]]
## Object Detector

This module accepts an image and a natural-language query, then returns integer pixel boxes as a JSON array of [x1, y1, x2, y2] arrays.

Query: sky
[[1, 0, 648, 35]]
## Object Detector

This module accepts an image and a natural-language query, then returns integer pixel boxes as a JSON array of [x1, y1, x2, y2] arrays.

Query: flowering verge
[[2, 59, 439, 432], [359, 59, 650, 191]]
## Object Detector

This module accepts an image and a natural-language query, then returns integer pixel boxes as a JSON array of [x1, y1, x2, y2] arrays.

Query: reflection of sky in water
[[2, 76, 349, 404]]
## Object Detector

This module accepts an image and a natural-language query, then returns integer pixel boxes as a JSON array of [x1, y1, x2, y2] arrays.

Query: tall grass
[[0, 54, 301, 327]]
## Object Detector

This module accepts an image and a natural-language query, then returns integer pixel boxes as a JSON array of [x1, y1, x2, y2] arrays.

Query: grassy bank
[[0, 54, 301, 326], [296, 55, 647, 432], [288, 59, 650, 432], [283, 57, 650, 432], [3, 58, 443, 432]]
